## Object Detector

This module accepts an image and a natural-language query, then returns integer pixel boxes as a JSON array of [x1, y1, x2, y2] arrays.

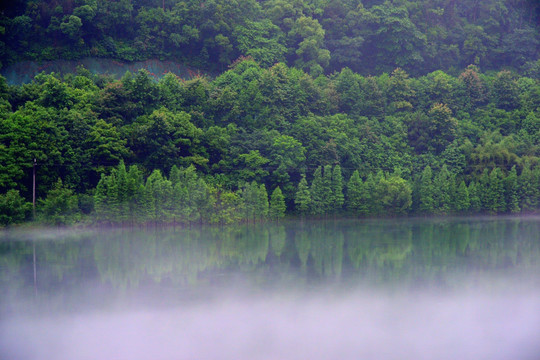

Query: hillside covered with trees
[[1, 0, 539, 76], [0, 0, 539, 226]]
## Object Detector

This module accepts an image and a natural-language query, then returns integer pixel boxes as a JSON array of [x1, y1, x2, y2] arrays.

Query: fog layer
[[2, 287, 540, 360]]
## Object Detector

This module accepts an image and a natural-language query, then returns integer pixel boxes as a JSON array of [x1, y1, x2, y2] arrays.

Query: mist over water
[[1, 217, 539, 359]]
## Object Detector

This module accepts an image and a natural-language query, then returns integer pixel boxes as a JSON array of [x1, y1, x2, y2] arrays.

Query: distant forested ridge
[[0, 0, 539, 76], [1, 59, 539, 225]]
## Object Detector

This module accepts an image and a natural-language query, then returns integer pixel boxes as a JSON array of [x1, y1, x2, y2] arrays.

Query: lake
[[1, 217, 539, 359]]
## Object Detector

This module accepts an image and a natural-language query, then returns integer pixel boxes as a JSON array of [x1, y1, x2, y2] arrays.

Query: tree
[[288, 16, 330, 76], [426, 103, 458, 153], [458, 65, 486, 110], [269, 186, 286, 220], [418, 166, 435, 213], [453, 181, 470, 213], [486, 168, 506, 214], [256, 184, 269, 219], [39, 178, 79, 225], [0, 190, 31, 226], [60, 15, 82, 40], [295, 174, 311, 215], [504, 166, 520, 213], [387, 68, 415, 112], [310, 166, 324, 215], [379, 173, 412, 215], [234, 19, 287, 66], [519, 163, 539, 212], [346, 170, 368, 215], [331, 164, 344, 213], [433, 165, 453, 214], [144, 169, 172, 223], [86, 119, 128, 172], [492, 70, 520, 111], [322, 165, 334, 214], [468, 181, 482, 213]]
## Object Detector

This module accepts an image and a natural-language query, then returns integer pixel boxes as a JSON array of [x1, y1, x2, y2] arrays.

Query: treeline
[[0, 58, 539, 225], [1, 0, 539, 76], [94, 161, 285, 225]]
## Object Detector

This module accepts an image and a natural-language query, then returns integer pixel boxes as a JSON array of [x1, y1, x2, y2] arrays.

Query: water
[[1, 217, 539, 359]]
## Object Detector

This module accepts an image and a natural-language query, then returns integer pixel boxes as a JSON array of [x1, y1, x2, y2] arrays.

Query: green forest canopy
[[0, 0, 539, 76], [0, 0, 539, 225]]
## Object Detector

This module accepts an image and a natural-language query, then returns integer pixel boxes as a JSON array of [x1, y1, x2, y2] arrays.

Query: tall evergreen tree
[[371, 171, 386, 215], [433, 165, 452, 214], [94, 174, 108, 222], [453, 180, 470, 213], [477, 169, 491, 212], [322, 165, 333, 213], [256, 184, 269, 220], [487, 168, 506, 214], [346, 170, 367, 215], [519, 163, 539, 212], [331, 165, 344, 213], [269, 186, 286, 220], [363, 173, 378, 215], [295, 174, 311, 215], [418, 166, 435, 213], [468, 181, 482, 213], [504, 166, 520, 213], [241, 181, 258, 221], [310, 166, 324, 215]]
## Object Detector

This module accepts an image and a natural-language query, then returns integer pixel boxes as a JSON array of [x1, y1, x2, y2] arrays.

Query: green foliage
[[331, 165, 344, 212], [295, 175, 311, 215], [417, 166, 435, 213], [346, 170, 368, 215], [39, 178, 79, 225], [269, 186, 286, 220], [1, 6, 540, 225], [0, 190, 31, 226], [2, 0, 538, 76]]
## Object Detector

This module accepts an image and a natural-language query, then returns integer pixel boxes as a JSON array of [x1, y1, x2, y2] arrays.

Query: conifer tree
[[310, 166, 324, 215], [519, 163, 539, 211], [504, 166, 520, 213], [418, 165, 435, 213], [331, 165, 344, 212], [269, 186, 286, 220], [115, 160, 128, 222], [169, 165, 182, 187], [127, 165, 145, 222], [295, 175, 311, 215], [94, 174, 108, 221], [477, 169, 491, 212], [105, 172, 120, 221], [487, 168, 505, 214], [370, 170, 386, 215], [257, 184, 269, 219], [454, 180, 470, 213], [363, 173, 378, 215], [433, 165, 452, 214], [322, 165, 333, 213], [240, 182, 257, 221], [346, 170, 365, 214], [468, 181, 481, 213]]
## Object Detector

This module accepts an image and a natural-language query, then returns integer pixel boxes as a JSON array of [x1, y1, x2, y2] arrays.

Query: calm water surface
[[1, 217, 539, 359]]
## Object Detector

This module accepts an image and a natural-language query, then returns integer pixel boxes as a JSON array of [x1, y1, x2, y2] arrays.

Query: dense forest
[[0, 0, 539, 226], [1, 0, 539, 75]]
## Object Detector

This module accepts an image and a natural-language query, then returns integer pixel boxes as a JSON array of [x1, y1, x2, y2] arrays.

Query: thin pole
[[33, 158, 36, 220], [33, 241, 37, 297]]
